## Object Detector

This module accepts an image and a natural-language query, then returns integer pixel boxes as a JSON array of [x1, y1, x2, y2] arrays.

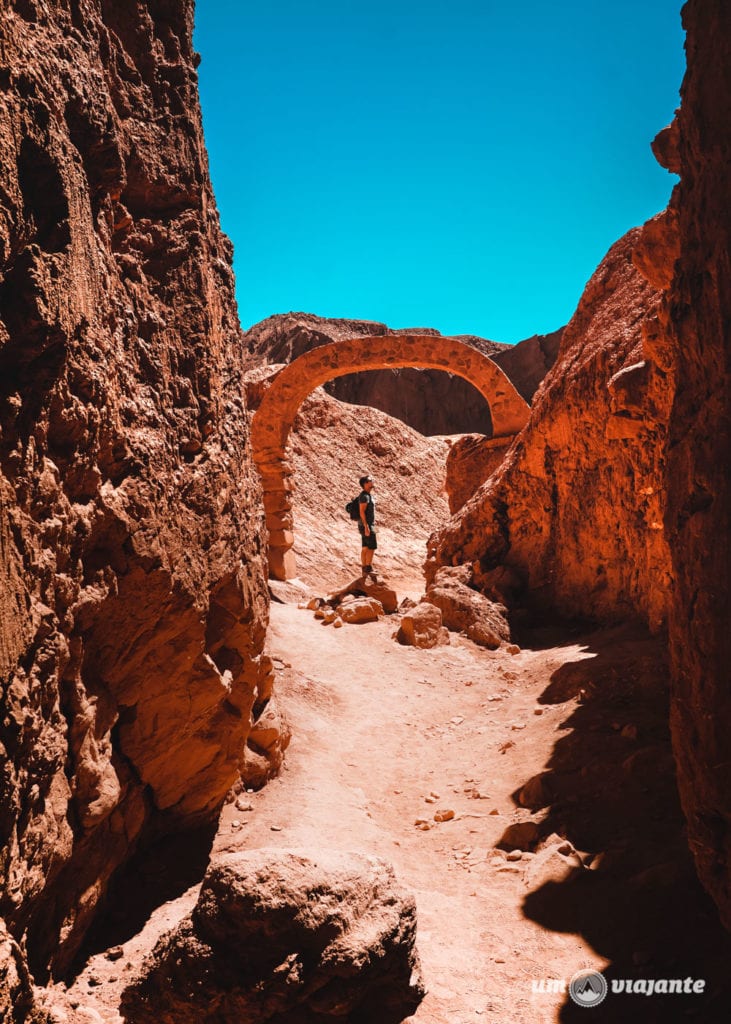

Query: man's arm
[[359, 497, 370, 534]]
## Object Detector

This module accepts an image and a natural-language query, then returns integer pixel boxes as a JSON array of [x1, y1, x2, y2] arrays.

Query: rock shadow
[[71, 820, 217, 977], [512, 623, 731, 1022]]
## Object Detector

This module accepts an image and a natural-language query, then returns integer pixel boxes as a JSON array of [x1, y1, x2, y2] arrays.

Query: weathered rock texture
[[120, 849, 425, 1024], [0, 0, 268, 980], [444, 435, 514, 514], [244, 313, 561, 436], [250, 336, 529, 579], [652, 0, 731, 930], [423, 566, 510, 649], [396, 602, 449, 649], [428, 227, 671, 631]]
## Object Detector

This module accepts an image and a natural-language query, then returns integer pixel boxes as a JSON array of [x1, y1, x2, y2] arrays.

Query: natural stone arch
[[250, 335, 530, 579]]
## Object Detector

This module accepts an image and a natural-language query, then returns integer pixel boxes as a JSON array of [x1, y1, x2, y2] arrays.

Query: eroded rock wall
[[0, 0, 268, 979], [658, 0, 731, 930], [428, 228, 671, 631]]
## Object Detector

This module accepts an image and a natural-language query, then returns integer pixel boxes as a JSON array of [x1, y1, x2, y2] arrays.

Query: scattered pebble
[[425, 796, 437, 804], [270, 824, 283, 832], [506, 644, 521, 655], [235, 796, 253, 812], [506, 849, 523, 862], [106, 946, 124, 962], [231, 819, 243, 830], [434, 809, 455, 823], [489, 808, 500, 815], [534, 708, 544, 716], [450, 716, 465, 726], [510, 722, 526, 731]]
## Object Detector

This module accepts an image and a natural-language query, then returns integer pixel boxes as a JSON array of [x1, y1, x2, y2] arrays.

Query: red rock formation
[[244, 313, 560, 436], [0, 0, 268, 980], [428, 228, 671, 631], [120, 850, 425, 1024], [650, 0, 731, 930]]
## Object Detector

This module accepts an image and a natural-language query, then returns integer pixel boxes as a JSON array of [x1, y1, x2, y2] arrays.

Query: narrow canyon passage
[[68, 597, 731, 1024]]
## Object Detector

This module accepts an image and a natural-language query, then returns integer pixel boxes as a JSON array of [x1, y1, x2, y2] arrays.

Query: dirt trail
[[66, 581, 731, 1024]]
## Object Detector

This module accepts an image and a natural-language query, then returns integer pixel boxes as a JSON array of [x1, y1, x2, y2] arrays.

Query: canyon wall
[[659, 0, 731, 931], [428, 227, 671, 631], [0, 0, 269, 985], [244, 312, 560, 436]]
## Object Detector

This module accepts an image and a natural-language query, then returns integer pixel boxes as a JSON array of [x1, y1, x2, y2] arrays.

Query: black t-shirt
[[358, 490, 375, 526]]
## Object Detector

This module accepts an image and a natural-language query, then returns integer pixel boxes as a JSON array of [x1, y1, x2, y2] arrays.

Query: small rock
[[621, 723, 638, 740], [333, 617, 343, 628], [534, 708, 544, 716], [450, 716, 465, 726], [314, 608, 325, 620], [506, 849, 523, 862], [305, 599, 321, 611], [434, 809, 455, 823], [424, 796, 437, 804], [235, 796, 253, 812], [506, 644, 521, 655], [270, 824, 283, 832], [106, 945, 125, 962], [87, 975, 102, 987], [489, 808, 500, 815], [231, 819, 242, 830]]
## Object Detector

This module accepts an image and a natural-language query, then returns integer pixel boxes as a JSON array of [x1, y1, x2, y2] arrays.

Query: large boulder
[[337, 596, 385, 624], [120, 850, 425, 1024], [423, 567, 510, 649], [396, 603, 450, 649]]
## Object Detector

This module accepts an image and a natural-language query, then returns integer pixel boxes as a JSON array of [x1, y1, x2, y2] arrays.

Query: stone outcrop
[[0, 0, 268, 981], [647, 0, 731, 931], [244, 313, 561, 436], [423, 566, 510, 649], [396, 603, 450, 649], [444, 435, 514, 514], [428, 228, 670, 631], [250, 336, 529, 579], [120, 849, 425, 1024]]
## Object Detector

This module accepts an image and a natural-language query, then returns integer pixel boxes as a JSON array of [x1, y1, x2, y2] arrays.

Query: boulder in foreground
[[120, 849, 425, 1024]]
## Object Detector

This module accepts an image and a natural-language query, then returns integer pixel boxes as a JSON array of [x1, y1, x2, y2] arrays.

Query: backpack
[[345, 496, 361, 521]]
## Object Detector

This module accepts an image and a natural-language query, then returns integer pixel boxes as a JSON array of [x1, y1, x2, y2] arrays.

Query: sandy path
[[65, 595, 731, 1024], [213, 604, 602, 1024]]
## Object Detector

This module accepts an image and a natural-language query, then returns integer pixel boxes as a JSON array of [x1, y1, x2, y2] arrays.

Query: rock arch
[[250, 335, 530, 579]]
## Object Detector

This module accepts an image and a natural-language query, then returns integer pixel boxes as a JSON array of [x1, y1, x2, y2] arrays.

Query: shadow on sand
[[511, 623, 731, 1022]]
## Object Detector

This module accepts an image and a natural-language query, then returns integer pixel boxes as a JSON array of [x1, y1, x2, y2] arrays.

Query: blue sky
[[193, 2, 685, 344]]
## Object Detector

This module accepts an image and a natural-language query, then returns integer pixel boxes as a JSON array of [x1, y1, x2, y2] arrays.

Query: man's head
[[359, 474, 374, 491]]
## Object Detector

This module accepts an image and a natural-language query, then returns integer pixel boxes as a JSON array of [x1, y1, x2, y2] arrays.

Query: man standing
[[358, 475, 377, 575]]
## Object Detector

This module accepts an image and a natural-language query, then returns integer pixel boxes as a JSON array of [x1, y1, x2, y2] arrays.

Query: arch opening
[[250, 335, 530, 580]]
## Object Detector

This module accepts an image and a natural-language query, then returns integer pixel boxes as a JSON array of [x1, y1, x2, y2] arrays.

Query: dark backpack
[[345, 496, 361, 521]]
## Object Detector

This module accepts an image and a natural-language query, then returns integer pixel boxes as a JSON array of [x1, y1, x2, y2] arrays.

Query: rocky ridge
[[428, 227, 671, 632]]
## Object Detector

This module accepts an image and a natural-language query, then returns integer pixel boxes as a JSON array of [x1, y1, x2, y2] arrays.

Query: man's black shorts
[[359, 527, 377, 550]]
